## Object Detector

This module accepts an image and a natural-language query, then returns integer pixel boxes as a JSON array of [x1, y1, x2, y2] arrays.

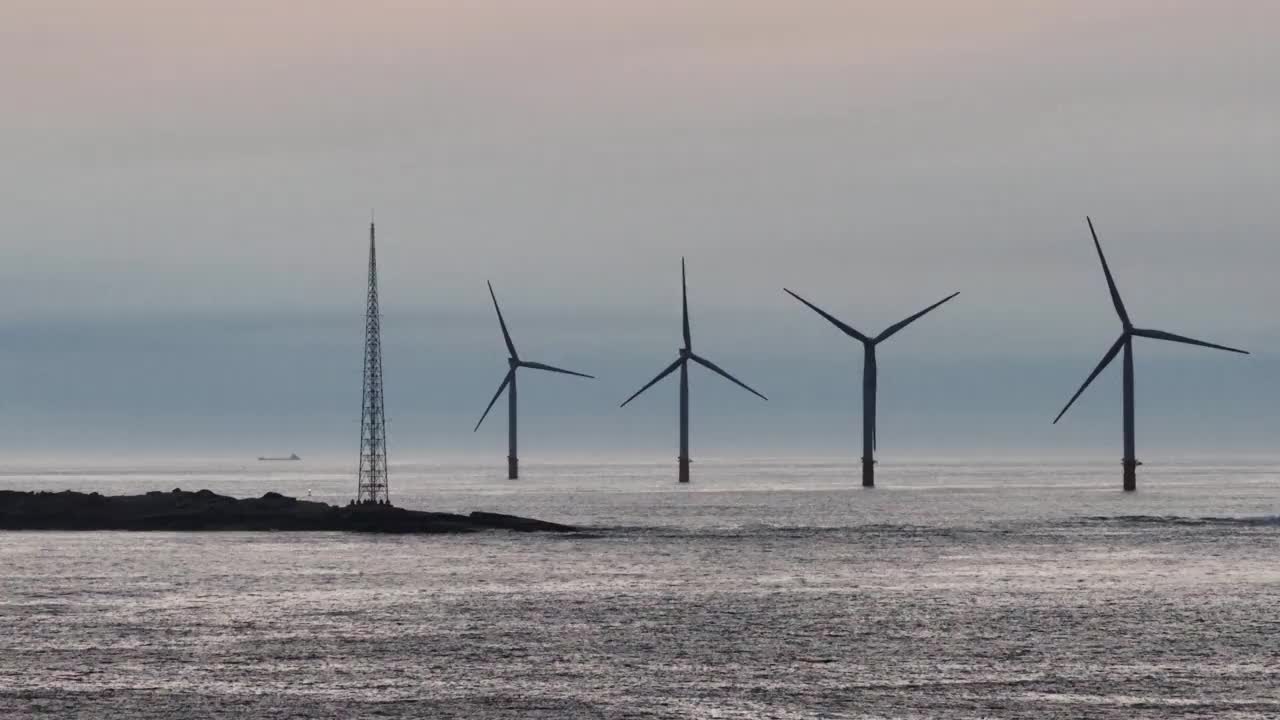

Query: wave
[[596, 523, 965, 540], [1087, 514, 1280, 527]]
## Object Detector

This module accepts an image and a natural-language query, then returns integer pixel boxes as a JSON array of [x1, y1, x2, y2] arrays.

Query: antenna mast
[[356, 220, 390, 504]]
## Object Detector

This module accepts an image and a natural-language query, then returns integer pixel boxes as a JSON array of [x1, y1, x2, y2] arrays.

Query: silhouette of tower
[[473, 282, 594, 479], [356, 221, 390, 504], [620, 259, 766, 483], [784, 288, 958, 488], [1053, 217, 1247, 491]]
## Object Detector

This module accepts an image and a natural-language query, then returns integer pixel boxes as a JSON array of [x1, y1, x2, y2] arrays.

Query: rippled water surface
[[2, 458, 1279, 718]]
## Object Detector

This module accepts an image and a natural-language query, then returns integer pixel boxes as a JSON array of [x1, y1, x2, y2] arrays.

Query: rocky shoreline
[[0, 489, 578, 534]]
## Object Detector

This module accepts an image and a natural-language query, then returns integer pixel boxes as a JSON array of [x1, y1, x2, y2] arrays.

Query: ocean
[[1, 458, 1278, 718]]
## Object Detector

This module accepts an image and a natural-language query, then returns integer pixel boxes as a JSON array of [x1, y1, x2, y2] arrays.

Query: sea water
[[1, 458, 1278, 718]]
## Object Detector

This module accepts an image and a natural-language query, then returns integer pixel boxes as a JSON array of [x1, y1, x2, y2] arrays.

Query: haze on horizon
[[1, 1, 1277, 460]]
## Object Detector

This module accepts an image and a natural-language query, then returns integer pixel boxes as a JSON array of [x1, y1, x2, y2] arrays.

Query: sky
[[1, 1, 1277, 461]]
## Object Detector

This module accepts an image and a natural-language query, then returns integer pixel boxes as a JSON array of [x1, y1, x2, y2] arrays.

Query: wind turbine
[[620, 259, 767, 483], [784, 287, 959, 487], [474, 282, 594, 479], [1053, 217, 1248, 491]]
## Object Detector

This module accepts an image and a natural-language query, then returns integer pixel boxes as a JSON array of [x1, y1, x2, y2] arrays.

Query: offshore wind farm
[[323, 220, 1248, 495], [357, 217, 1251, 497], [1, 213, 1271, 720], [3, 2, 1277, 718]]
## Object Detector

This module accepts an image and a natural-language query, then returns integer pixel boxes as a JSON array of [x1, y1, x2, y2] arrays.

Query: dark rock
[[469, 511, 577, 533], [0, 489, 583, 535]]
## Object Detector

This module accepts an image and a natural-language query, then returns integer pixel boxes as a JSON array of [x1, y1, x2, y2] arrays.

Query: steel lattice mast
[[356, 220, 390, 504]]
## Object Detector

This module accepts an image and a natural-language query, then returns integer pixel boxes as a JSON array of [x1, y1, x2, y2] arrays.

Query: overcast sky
[[1, 1, 1277, 460]]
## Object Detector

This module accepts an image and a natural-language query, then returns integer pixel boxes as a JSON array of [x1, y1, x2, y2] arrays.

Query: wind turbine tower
[[621, 259, 767, 483], [474, 282, 594, 479], [1053, 217, 1248, 491], [784, 287, 958, 487]]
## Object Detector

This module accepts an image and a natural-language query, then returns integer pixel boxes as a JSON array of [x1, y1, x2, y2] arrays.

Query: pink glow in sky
[[9, 2, 1269, 127], [1, 1, 1276, 324]]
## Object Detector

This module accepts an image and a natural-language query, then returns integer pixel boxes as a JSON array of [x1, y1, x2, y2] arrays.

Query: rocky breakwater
[[0, 489, 579, 534]]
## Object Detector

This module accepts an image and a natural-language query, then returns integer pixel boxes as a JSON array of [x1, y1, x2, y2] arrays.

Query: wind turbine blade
[[488, 281, 518, 359], [1132, 328, 1249, 355], [1087, 217, 1131, 328], [682, 258, 691, 350], [1053, 335, 1125, 424], [520, 361, 596, 379], [473, 369, 514, 431], [783, 289, 870, 343], [620, 358, 683, 407], [874, 292, 960, 343], [689, 353, 768, 401]]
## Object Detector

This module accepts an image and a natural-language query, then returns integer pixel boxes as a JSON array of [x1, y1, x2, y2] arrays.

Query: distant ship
[[258, 453, 301, 462]]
